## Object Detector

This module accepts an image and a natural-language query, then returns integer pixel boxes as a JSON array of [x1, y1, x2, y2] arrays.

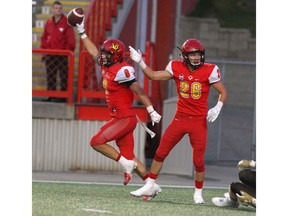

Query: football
[[67, 7, 84, 27]]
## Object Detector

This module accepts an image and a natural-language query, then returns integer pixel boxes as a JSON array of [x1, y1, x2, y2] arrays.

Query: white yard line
[[32, 179, 227, 189], [82, 208, 112, 214]]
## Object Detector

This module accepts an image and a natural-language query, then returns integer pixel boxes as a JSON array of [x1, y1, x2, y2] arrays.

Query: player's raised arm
[[129, 46, 171, 81], [75, 18, 99, 60]]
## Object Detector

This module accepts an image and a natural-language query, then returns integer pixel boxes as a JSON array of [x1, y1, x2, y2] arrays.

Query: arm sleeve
[[165, 60, 174, 76], [114, 66, 136, 83], [208, 65, 221, 84], [121, 78, 137, 87]]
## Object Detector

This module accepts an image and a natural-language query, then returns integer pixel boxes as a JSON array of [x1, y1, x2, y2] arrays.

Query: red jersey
[[165, 60, 221, 116], [101, 62, 137, 118], [40, 14, 75, 51]]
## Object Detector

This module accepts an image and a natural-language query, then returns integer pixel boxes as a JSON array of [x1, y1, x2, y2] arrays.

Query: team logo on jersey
[[188, 75, 193, 80], [179, 74, 184, 80], [102, 70, 109, 79], [59, 27, 64, 32]]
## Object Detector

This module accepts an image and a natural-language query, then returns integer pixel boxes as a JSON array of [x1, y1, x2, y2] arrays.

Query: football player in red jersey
[[74, 19, 162, 187], [129, 39, 228, 203]]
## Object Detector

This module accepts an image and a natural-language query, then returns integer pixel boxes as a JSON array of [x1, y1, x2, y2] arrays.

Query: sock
[[195, 180, 203, 189], [146, 177, 155, 186], [142, 174, 149, 181], [194, 188, 202, 196], [149, 172, 158, 180], [115, 154, 121, 162], [117, 155, 128, 167]]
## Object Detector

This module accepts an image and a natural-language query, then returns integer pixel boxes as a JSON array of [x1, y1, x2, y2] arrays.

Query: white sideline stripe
[[32, 179, 227, 189], [82, 208, 112, 213]]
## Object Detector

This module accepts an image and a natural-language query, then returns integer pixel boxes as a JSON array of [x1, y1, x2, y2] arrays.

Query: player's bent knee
[[194, 160, 205, 172], [154, 153, 165, 162], [194, 165, 205, 173], [230, 182, 241, 194], [90, 135, 106, 147]]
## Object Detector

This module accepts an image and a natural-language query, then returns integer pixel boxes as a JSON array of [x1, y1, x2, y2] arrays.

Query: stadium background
[[32, 0, 256, 175]]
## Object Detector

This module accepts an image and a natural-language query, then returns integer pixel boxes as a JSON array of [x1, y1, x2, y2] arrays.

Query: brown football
[[67, 8, 84, 27]]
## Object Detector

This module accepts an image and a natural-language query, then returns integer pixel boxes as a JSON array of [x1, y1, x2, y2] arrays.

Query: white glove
[[129, 46, 147, 69], [150, 111, 162, 126], [76, 17, 85, 34], [206, 101, 223, 122], [146, 105, 161, 126]]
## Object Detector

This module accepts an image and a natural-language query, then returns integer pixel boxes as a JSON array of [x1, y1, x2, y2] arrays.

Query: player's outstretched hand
[[76, 17, 85, 34], [129, 46, 143, 63], [206, 101, 223, 122], [237, 160, 256, 169], [150, 111, 162, 126]]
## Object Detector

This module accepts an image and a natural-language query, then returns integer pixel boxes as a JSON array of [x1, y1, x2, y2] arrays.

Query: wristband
[[80, 33, 87, 39], [139, 60, 147, 70], [146, 105, 154, 114]]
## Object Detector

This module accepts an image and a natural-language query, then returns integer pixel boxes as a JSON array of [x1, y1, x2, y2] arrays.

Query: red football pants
[[154, 112, 207, 172], [90, 116, 137, 159]]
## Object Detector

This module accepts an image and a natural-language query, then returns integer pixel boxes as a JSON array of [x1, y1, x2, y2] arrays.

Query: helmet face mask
[[181, 39, 205, 69], [99, 48, 113, 66], [99, 39, 125, 67]]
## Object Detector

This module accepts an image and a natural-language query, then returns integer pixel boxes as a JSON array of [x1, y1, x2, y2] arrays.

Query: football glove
[[146, 105, 161, 126], [207, 101, 223, 122], [76, 17, 85, 34], [236, 191, 256, 208], [129, 46, 147, 69], [150, 111, 162, 126]]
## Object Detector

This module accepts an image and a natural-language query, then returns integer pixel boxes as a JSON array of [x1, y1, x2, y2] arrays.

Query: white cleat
[[212, 197, 239, 208], [193, 193, 205, 204], [141, 183, 162, 200], [130, 181, 161, 199], [130, 183, 154, 197], [154, 183, 162, 193], [123, 160, 137, 185], [224, 192, 229, 198]]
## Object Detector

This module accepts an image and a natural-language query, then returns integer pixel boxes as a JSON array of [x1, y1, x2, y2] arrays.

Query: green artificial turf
[[32, 182, 256, 216]]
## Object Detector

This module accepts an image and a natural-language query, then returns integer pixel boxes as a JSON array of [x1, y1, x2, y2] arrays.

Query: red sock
[[149, 172, 158, 180], [115, 154, 121, 162], [195, 180, 203, 189], [142, 174, 149, 181]]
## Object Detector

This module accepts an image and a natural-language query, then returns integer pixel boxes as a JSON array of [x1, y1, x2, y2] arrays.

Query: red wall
[[118, 1, 137, 50]]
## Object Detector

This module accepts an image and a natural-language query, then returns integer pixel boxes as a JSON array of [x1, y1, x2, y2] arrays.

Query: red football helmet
[[99, 39, 125, 66], [181, 38, 205, 68]]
